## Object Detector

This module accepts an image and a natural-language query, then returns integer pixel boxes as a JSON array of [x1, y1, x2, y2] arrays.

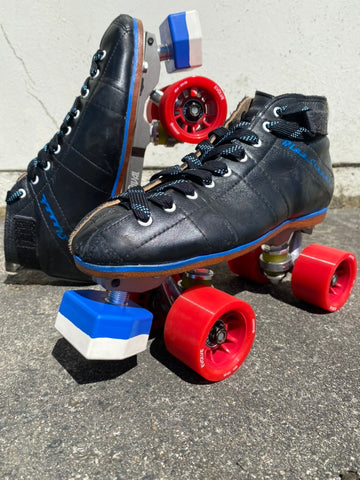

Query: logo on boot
[[40, 194, 69, 241], [281, 140, 332, 185]]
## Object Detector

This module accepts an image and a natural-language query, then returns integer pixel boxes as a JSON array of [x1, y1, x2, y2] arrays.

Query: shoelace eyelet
[[91, 69, 100, 79], [222, 167, 232, 177], [273, 107, 281, 118], [253, 139, 262, 148], [73, 109, 80, 119], [138, 216, 153, 227], [54, 145, 61, 155], [164, 203, 176, 213], [262, 121, 271, 133], [186, 191, 198, 200], [240, 154, 248, 163], [43, 161, 51, 171], [65, 126, 72, 136], [205, 180, 215, 189], [99, 50, 106, 61], [81, 88, 89, 98], [18, 188, 26, 199], [31, 175, 39, 185]]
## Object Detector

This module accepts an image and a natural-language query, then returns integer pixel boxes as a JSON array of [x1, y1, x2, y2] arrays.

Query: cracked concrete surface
[[1, 0, 360, 176], [26, 90, 58, 128], [1, 24, 36, 86], [1, 23, 58, 129]]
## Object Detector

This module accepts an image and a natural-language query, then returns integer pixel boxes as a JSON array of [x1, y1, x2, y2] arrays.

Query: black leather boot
[[4, 14, 149, 281], [5, 12, 218, 282], [70, 91, 333, 279]]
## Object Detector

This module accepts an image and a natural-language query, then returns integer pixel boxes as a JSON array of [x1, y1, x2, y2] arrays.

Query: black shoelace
[[6, 49, 106, 205], [113, 103, 316, 225]]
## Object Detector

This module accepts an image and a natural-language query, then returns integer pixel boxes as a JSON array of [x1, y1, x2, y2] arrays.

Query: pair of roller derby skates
[[6, 13, 357, 383]]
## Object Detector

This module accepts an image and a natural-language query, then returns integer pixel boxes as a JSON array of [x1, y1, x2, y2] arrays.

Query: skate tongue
[[225, 91, 273, 128]]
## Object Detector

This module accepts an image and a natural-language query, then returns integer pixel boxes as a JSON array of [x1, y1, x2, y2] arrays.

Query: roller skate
[[4, 11, 227, 282], [56, 91, 356, 382]]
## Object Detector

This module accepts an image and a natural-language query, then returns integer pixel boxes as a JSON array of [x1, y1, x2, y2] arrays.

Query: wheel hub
[[207, 320, 227, 347], [183, 99, 204, 123]]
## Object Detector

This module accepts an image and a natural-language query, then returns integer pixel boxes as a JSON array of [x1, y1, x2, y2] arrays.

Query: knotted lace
[[113, 102, 318, 224], [6, 49, 106, 205]]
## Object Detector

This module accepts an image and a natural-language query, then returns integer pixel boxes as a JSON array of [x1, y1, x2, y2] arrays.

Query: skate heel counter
[[314, 98, 334, 199], [311, 135, 334, 201], [322, 136, 334, 199]]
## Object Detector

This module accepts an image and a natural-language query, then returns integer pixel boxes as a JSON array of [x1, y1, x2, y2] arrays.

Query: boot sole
[[73, 207, 328, 279]]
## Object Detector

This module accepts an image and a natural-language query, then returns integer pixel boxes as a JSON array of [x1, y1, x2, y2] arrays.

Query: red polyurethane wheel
[[228, 247, 269, 284], [291, 244, 357, 312], [158, 76, 227, 144], [164, 286, 256, 382]]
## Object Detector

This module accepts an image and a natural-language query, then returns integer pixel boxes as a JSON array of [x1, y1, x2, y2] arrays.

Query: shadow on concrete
[[149, 335, 212, 385], [52, 338, 137, 384]]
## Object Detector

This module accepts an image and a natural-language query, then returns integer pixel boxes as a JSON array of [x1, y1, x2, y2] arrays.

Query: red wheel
[[291, 244, 357, 312], [228, 247, 269, 284], [158, 76, 227, 144], [164, 286, 256, 382]]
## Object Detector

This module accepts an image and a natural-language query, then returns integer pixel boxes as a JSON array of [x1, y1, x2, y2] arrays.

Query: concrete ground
[[0, 208, 359, 480]]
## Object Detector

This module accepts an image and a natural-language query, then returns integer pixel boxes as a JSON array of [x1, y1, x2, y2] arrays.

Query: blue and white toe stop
[[160, 10, 202, 72], [55, 290, 153, 360]]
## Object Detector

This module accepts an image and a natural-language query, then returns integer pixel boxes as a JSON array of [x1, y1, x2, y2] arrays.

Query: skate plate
[[121, 10, 227, 192]]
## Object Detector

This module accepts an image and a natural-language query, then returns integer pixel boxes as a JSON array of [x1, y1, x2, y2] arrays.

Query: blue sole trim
[[74, 208, 328, 274], [111, 18, 139, 197]]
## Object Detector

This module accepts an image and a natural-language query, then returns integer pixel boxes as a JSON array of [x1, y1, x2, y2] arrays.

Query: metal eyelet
[[91, 69, 100, 79], [43, 161, 51, 171], [54, 145, 61, 154], [100, 50, 106, 61], [253, 139, 262, 148], [18, 188, 26, 199], [81, 88, 89, 98], [65, 126, 72, 136], [262, 121, 271, 133], [205, 180, 215, 189], [273, 107, 281, 118], [138, 217, 153, 227], [222, 167, 232, 177], [164, 203, 176, 213], [186, 191, 198, 200], [31, 175, 39, 185], [73, 109, 80, 119], [240, 154, 248, 163]]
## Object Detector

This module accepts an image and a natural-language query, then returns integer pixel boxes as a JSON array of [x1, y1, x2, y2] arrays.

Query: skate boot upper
[[4, 15, 146, 281], [70, 91, 334, 279]]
